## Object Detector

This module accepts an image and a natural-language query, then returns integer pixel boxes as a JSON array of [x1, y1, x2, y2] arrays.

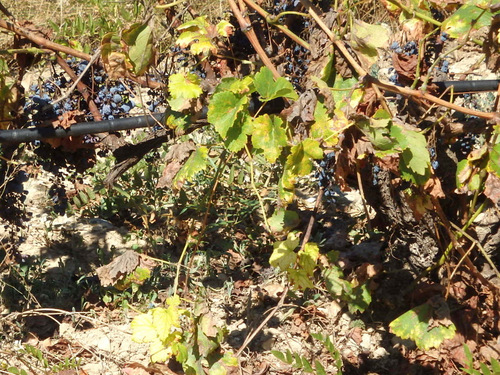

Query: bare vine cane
[[241, 0, 311, 50], [0, 16, 164, 90], [298, 0, 393, 116], [227, 0, 281, 79]]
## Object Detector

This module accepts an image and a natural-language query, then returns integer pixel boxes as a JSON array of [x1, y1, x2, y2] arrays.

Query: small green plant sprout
[[461, 344, 500, 375], [271, 333, 343, 375], [389, 295, 456, 350]]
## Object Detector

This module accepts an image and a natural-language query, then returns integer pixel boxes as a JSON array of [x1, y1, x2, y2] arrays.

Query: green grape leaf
[[345, 283, 372, 314], [149, 338, 175, 363], [487, 142, 500, 177], [298, 242, 319, 276], [389, 297, 457, 350], [331, 75, 363, 110], [268, 209, 300, 233], [122, 23, 154, 76], [254, 66, 298, 101], [208, 92, 248, 138], [286, 139, 323, 176], [224, 112, 252, 152], [269, 231, 300, 271], [311, 103, 350, 147], [176, 16, 216, 55], [278, 175, 295, 204], [251, 114, 288, 162], [323, 265, 346, 296], [442, 5, 494, 39], [189, 35, 216, 55], [215, 76, 254, 95], [173, 146, 209, 188], [391, 125, 430, 185], [177, 15, 210, 32], [131, 312, 158, 343], [168, 72, 203, 100], [288, 268, 315, 290]]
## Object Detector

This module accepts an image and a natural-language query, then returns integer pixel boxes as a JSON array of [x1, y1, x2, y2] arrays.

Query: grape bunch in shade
[[451, 133, 480, 159], [372, 165, 381, 186]]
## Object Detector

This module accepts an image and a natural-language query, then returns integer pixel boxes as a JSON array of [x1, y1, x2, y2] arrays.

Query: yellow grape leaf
[[269, 231, 301, 271], [216, 20, 234, 37], [298, 242, 319, 276], [288, 268, 315, 290], [251, 114, 288, 162], [168, 72, 203, 100], [131, 312, 158, 343]]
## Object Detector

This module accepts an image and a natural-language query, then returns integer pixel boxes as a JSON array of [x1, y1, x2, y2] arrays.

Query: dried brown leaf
[[96, 250, 153, 287]]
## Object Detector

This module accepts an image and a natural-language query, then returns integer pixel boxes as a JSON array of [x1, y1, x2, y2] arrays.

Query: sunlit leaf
[[150, 338, 173, 363], [208, 92, 248, 138], [286, 139, 323, 177], [131, 312, 157, 343], [254, 66, 298, 101], [442, 5, 493, 39], [288, 268, 315, 289], [251, 114, 288, 162], [298, 242, 319, 276], [269, 231, 300, 271], [122, 23, 154, 75], [168, 72, 203, 100], [224, 112, 252, 152], [215, 76, 254, 95], [389, 298, 457, 350], [216, 20, 234, 37], [173, 146, 209, 188]]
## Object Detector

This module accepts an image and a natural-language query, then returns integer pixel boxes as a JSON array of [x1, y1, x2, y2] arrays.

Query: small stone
[[360, 334, 372, 351], [372, 347, 389, 359]]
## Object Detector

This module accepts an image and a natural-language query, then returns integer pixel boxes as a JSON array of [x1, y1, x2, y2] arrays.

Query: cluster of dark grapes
[[372, 165, 380, 186], [440, 60, 449, 74], [24, 57, 137, 134], [387, 67, 399, 85], [429, 147, 439, 169], [271, 0, 301, 14], [66, 58, 136, 121], [451, 133, 479, 159], [316, 152, 335, 188], [284, 45, 309, 91], [390, 41, 418, 56]]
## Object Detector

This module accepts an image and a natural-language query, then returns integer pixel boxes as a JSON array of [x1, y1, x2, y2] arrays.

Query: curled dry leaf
[[96, 250, 155, 287], [156, 140, 197, 189]]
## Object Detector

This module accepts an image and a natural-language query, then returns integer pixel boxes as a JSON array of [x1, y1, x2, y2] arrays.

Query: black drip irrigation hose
[[0, 112, 166, 144], [433, 79, 500, 93], [0, 80, 498, 144]]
